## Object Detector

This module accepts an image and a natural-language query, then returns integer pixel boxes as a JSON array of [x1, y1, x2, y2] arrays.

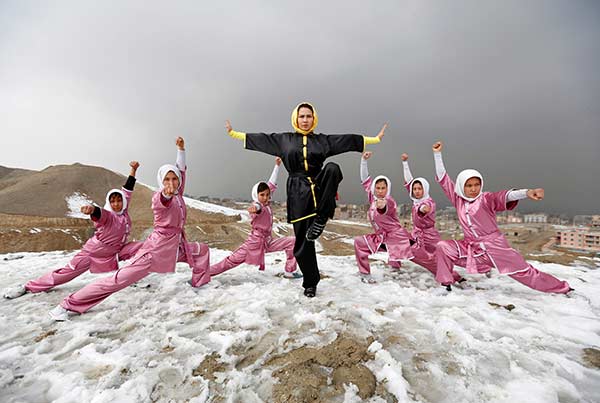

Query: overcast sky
[[1, 0, 598, 215]]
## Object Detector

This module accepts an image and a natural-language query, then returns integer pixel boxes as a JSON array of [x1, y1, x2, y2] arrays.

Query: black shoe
[[304, 287, 317, 298], [445, 285, 452, 292], [306, 216, 328, 241]]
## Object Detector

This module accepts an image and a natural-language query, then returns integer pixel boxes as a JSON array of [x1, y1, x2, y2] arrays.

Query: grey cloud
[[0, 0, 598, 215]]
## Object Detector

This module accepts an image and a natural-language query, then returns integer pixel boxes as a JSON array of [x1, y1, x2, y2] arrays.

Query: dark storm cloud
[[1, 0, 598, 214]]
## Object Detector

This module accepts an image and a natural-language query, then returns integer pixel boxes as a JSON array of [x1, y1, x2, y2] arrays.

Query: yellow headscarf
[[291, 102, 319, 135]]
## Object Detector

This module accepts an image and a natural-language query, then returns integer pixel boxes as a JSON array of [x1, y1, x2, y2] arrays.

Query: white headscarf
[[156, 164, 182, 193], [104, 189, 127, 215], [455, 169, 483, 201], [251, 181, 269, 203], [408, 177, 430, 204], [370, 175, 392, 198]]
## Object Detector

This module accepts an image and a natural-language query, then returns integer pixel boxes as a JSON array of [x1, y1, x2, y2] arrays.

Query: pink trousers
[[61, 243, 210, 314], [25, 242, 142, 293], [354, 236, 462, 284], [210, 236, 297, 276], [436, 240, 570, 293]]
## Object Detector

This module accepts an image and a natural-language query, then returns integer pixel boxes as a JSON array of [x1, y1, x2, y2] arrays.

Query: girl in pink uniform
[[209, 158, 300, 278], [3, 162, 143, 299], [401, 153, 463, 286], [432, 141, 571, 293], [401, 153, 440, 254], [353, 151, 413, 283], [49, 137, 211, 321]]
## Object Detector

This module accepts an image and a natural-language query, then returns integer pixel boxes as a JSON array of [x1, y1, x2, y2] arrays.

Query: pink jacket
[[361, 177, 413, 261], [74, 188, 137, 273], [437, 173, 526, 274], [239, 182, 278, 267], [403, 182, 441, 252], [130, 168, 201, 273]]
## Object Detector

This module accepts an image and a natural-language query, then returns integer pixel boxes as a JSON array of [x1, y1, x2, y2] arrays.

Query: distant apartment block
[[523, 213, 548, 224], [573, 215, 593, 227], [548, 215, 571, 225], [496, 211, 523, 224], [556, 228, 600, 252]]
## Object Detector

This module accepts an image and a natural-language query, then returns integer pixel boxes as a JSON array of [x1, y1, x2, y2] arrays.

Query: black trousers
[[293, 162, 343, 289]]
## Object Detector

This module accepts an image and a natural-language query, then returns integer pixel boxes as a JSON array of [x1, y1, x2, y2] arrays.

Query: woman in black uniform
[[226, 102, 386, 297]]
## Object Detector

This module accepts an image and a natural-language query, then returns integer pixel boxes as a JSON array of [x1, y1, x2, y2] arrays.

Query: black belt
[[289, 172, 314, 178]]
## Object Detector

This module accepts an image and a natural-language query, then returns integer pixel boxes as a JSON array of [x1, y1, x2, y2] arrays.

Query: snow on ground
[[139, 182, 245, 218], [65, 192, 94, 219], [1, 250, 599, 402], [331, 219, 371, 227], [183, 197, 245, 218]]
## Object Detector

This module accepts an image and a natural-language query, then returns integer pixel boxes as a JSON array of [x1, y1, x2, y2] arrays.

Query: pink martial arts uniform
[[401, 160, 461, 283], [61, 150, 211, 314], [25, 185, 143, 293], [353, 174, 413, 275], [210, 165, 297, 276], [434, 158, 570, 293], [403, 179, 440, 254]]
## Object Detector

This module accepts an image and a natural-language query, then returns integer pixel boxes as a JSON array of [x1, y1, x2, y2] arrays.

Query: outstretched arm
[[432, 141, 457, 204], [432, 141, 446, 180], [363, 123, 388, 147], [268, 157, 282, 186], [174, 137, 187, 194], [81, 204, 102, 221], [401, 153, 413, 184], [248, 203, 262, 214], [360, 152, 372, 182], [326, 123, 388, 158], [176, 137, 186, 171], [507, 188, 544, 202], [123, 161, 139, 191], [225, 120, 246, 141]]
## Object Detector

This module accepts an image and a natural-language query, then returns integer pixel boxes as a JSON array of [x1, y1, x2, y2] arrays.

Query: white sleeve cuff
[[268, 164, 280, 186], [507, 189, 528, 202], [360, 158, 369, 182], [176, 149, 186, 170], [402, 160, 413, 183], [434, 152, 446, 179]]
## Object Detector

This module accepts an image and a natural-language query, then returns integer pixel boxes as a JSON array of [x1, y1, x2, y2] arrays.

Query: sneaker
[[283, 271, 303, 279], [48, 305, 70, 321], [484, 271, 492, 278], [303, 287, 317, 298], [360, 274, 377, 284], [306, 216, 328, 241], [3, 285, 27, 299]]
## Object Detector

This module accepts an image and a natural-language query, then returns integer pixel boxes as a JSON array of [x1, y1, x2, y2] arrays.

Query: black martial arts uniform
[[245, 131, 365, 289]]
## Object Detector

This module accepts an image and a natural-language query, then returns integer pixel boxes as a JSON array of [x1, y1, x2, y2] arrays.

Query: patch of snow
[[65, 192, 94, 219], [331, 219, 371, 227], [0, 249, 598, 402]]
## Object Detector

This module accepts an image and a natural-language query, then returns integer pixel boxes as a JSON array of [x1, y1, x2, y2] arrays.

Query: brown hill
[[0, 164, 138, 217], [0, 163, 242, 224], [0, 166, 36, 192], [0, 163, 247, 253]]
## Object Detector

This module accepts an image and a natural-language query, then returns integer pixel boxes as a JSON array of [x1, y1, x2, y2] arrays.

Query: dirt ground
[[191, 334, 395, 402]]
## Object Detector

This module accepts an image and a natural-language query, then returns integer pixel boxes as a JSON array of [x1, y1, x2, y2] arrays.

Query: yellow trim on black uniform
[[363, 135, 381, 150], [290, 212, 317, 224]]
